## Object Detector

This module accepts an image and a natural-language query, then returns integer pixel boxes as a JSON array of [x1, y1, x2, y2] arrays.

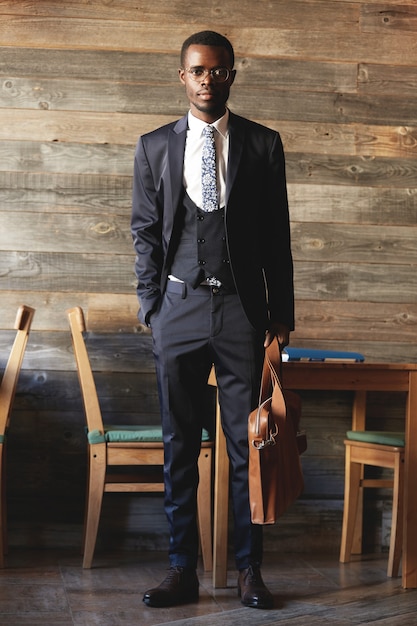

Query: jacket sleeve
[[131, 137, 163, 326], [262, 131, 295, 330]]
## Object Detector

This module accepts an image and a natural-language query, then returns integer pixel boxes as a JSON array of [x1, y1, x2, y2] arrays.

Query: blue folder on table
[[283, 347, 365, 363]]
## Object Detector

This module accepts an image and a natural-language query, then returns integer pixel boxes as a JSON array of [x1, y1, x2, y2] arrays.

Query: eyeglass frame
[[182, 66, 233, 83]]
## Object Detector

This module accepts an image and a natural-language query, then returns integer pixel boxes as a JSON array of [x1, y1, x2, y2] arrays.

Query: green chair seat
[[346, 430, 405, 447], [87, 425, 211, 445]]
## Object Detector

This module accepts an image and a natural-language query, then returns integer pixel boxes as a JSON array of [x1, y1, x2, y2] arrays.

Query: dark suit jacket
[[131, 111, 294, 332]]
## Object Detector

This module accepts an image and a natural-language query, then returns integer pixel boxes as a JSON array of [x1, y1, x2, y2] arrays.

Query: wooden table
[[210, 362, 417, 589]]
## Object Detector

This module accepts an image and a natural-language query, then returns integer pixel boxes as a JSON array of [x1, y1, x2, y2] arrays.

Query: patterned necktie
[[201, 125, 222, 287], [201, 125, 218, 212]]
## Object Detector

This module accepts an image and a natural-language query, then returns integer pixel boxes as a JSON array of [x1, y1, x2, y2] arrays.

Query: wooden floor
[[0, 549, 416, 625]]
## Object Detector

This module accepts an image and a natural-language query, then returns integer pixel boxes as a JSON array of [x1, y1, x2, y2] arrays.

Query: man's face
[[179, 44, 236, 123]]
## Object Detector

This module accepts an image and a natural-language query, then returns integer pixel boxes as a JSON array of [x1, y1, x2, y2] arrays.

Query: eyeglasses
[[183, 66, 232, 83]]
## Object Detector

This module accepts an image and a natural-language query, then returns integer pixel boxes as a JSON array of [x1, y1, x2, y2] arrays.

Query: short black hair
[[180, 30, 235, 68]]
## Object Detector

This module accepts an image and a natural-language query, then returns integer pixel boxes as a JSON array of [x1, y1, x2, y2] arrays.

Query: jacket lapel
[[168, 115, 188, 215], [226, 112, 245, 206]]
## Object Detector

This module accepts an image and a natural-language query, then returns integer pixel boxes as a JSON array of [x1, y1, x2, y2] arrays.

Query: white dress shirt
[[183, 109, 229, 209]]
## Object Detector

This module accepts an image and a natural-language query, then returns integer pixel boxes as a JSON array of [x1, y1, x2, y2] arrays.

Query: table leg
[[403, 370, 417, 588], [213, 416, 229, 588], [209, 368, 229, 588]]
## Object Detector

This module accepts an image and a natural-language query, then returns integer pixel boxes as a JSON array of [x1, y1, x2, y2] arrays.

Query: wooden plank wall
[[0, 1, 416, 556]]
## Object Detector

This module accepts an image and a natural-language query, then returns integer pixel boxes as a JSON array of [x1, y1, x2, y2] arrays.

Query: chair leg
[[387, 452, 404, 577], [197, 446, 213, 572], [340, 447, 362, 563], [82, 444, 107, 568]]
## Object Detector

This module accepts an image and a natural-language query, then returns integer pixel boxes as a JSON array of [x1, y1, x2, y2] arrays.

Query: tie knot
[[203, 125, 214, 138]]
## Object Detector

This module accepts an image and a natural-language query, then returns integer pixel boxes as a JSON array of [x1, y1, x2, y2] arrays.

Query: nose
[[201, 70, 215, 86]]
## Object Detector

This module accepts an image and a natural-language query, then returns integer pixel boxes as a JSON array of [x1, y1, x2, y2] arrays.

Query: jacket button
[[198, 260, 206, 265], [197, 238, 205, 243]]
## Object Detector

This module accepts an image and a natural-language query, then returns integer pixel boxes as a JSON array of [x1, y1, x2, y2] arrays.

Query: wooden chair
[[0, 305, 35, 567], [339, 430, 405, 577], [67, 306, 214, 570]]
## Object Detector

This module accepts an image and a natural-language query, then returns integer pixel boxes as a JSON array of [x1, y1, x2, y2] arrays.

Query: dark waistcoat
[[169, 193, 234, 289]]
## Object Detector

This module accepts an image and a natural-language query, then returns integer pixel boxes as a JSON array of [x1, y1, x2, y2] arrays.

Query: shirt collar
[[187, 109, 229, 139]]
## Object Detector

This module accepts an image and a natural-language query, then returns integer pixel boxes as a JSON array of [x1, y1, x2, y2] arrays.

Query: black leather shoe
[[238, 565, 273, 609], [143, 566, 199, 607]]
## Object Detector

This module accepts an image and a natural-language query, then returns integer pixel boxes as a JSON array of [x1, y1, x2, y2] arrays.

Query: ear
[[229, 69, 237, 86], [179, 68, 186, 85]]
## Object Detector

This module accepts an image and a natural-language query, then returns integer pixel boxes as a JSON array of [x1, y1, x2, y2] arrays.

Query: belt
[[166, 279, 236, 297]]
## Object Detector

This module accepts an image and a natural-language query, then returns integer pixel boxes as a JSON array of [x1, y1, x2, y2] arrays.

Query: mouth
[[198, 90, 216, 99]]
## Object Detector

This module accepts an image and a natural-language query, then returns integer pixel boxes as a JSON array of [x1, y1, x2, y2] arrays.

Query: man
[[131, 30, 294, 610]]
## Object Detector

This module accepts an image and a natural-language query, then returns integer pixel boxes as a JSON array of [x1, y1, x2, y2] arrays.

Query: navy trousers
[[150, 280, 265, 570]]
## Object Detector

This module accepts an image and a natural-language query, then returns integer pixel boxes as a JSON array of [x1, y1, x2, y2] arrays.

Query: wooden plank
[[0, 19, 416, 65], [336, 0, 416, 3], [0, 211, 133, 253], [358, 62, 417, 96], [0, 251, 135, 292], [291, 222, 417, 265], [0, 75, 183, 115], [0, 331, 154, 373], [293, 300, 417, 344], [288, 184, 417, 225], [0, 1, 360, 31], [280, 122, 417, 158], [230, 90, 417, 126], [360, 4, 417, 34], [0, 171, 132, 213], [0, 140, 133, 176], [286, 154, 417, 187], [0, 17, 194, 52], [0, 0, 211, 23], [229, 27, 417, 65], [0, 47, 179, 82], [0, 0, 405, 24], [224, 56, 358, 92], [85, 296, 142, 332], [352, 124, 417, 157], [0, 109, 175, 146], [11, 370, 159, 414], [294, 260, 417, 304], [0, 292, 139, 331]]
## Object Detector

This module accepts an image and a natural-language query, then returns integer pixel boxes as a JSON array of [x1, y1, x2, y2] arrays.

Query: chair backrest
[[0, 305, 35, 439], [67, 307, 105, 436]]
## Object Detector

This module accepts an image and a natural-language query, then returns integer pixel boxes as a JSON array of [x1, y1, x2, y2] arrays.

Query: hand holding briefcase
[[248, 339, 306, 524]]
